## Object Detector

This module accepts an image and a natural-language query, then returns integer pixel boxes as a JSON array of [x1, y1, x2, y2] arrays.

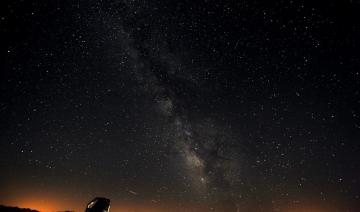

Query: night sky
[[1, 0, 360, 211]]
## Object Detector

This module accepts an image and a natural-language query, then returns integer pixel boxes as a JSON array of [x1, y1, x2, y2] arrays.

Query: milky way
[[109, 8, 249, 203]]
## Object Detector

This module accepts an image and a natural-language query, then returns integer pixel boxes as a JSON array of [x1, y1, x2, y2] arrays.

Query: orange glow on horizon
[[16, 199, 59, 212], [2, 195, 82, 212], [1, 188, 357, 212], [10, 198, 75, 212]]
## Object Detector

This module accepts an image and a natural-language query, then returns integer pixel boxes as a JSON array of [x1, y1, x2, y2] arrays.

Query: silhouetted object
[[0, 205, 39, 212], [85, 197, 110, 212]]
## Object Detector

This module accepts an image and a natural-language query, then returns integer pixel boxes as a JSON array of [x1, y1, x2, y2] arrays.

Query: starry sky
[[1, 0, 360, 211]]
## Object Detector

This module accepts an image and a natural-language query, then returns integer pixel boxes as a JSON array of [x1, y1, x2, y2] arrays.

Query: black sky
[[1, 0, 360, 211]]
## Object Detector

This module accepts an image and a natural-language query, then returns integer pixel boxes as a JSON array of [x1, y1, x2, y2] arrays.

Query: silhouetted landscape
[[0, 205, 39, 212], [0, 205, 75, 212]]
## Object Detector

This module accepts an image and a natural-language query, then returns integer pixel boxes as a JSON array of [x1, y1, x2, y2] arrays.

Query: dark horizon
[[0, 205, 40, 212]]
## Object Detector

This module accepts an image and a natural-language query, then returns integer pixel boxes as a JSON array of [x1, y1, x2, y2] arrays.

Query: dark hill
[[0, 205, 39, 212]]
